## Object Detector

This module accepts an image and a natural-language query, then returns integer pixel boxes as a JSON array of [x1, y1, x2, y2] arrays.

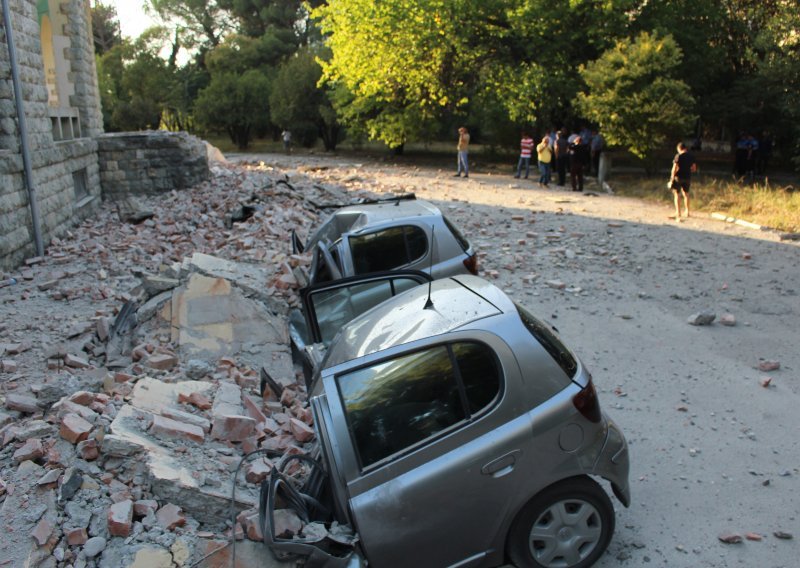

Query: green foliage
[[269, 49, 340, 150], [193, 69, 271, 149], [91, 1, 121, 55], [578, 32, 695, 171]]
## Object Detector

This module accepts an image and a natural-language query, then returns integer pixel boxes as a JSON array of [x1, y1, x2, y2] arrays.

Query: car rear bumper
[[593, 416, 631, 507]]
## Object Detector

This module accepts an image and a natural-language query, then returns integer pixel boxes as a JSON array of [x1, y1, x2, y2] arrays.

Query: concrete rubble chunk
[[133, 499, 159, 517], [76, 438, 100, 460], [5, 393, 41, 414], [687, 311, 716, 326], [142, 274, 180, 298], [59, 468, 84, 502], [107, 499, 134, 537], [37, 468, 62, 486], [60, 413, 93, 444], [160, 407, 211, 433], [64, 353, 91, 368], [758, 360, 780, 372], [272, 508, 303, 538], [719, 313, 736, 326], [150, 414, 205, 444]]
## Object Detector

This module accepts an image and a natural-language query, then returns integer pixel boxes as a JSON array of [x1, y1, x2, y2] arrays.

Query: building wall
[[0, 0, 102, 270]]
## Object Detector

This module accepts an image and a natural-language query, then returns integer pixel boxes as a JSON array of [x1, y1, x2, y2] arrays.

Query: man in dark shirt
[[670, 142, 697, 219], [568, 136, 590, 192]]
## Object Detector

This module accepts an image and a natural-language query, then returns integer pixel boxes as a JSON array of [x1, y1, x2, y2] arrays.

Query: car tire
[[507, 477, 614, 568]]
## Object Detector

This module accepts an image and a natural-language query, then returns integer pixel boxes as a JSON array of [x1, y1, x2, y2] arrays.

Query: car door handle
[[481, 450, 521, 477]]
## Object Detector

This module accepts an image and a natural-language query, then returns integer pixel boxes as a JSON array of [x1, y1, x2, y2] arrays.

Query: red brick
[[60, 413, 93, 444], [242, 513, 263, 542], [13, 438, 44, 463], [68, 391, 95, 406], [187, 392, 212, 410], [133, 499, 158, 517], [31, 518, 53, 546], [245, 459, 273, 484], [150, 415, 205, 444], [108, 499, 133, 537], [211, 415, 255, 442], [146, 353, 178, 370], [289, 418, 315, 443], [65, 527, 88, 546], [114, 372, 133, 383], [156, 503, 186, 531], [76, 439, 99, 461], [1, 360, 17, 373], [242, 395, 268, 425]]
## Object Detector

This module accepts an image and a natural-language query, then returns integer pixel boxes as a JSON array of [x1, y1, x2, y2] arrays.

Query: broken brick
[[76, 438, 99, 461], [31, 518, 53, 546], [64, 353, 90, 368], [133, 500, 159, 517], [150, 415, 205, 444], [245, 459, 273, 484], [60, 413, 93, 444], [66, 527, 88, 546], [68, 391, 95, 406], [108, 500, 134, 537], [758, 360, 780, 372], [289, 418, 315, 443], [13, 438, 44, 463], [156, 504, 186, 531], [211, 415, 256, 442], [145, 353, 178, 370]]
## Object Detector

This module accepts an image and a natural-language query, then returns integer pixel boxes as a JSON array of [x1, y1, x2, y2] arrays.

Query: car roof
[[322, 276, 513, 368], [312, 199, 442, 242]]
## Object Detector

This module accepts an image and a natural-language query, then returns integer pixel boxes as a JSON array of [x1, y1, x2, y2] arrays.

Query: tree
[[193, 69, 271, 149], [91, 1, 121, 55], [147, 0, 233, 49], [578, 32, 696, 172], [269, 49, 340, 150], [314, 0, 635, 149]]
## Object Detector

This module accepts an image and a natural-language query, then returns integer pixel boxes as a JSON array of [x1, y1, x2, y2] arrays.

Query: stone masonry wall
[[0, 0, 102, 271], [97, 131, 209, 199]]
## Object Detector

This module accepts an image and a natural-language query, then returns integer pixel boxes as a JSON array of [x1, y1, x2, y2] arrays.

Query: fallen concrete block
[[108, 499, 134, 537], [150, 415, 205, 444]]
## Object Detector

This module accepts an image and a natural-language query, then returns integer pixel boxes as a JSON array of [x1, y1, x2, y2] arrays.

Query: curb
[[710, 212, 800, 241]]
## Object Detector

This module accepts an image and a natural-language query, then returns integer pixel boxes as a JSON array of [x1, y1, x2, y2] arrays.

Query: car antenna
[[424, 226, 435, 309]]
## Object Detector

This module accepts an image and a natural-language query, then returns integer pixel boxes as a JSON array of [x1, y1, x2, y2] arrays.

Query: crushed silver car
[[299, 197, 478, 285], [265, 275, 630, 568]]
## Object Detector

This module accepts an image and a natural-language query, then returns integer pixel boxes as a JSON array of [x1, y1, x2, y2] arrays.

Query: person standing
[[554, 130, 569, 187], [281, 129, 292, 153], [590, 130, 604, 176], [669, 142, 697, 219], [568, 136, 589, 192], [536, 136, 553, 187], [455, 126, 470, 177], [514, 132, 535, 179]]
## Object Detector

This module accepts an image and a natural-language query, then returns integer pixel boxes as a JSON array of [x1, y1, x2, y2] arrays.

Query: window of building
[[337, 341, 501, 469], [72, 168, 88, 202]]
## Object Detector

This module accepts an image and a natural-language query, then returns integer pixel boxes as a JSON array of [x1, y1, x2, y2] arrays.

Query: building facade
[[1, 0, 103, 269]]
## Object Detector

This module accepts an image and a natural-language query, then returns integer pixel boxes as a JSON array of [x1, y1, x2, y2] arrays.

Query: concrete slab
[[167, 273, 290, 372]]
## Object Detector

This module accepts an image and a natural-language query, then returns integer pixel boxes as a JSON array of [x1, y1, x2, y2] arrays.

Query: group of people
[[453, 126, 604, 191], [734, 132, 772, 181], [513, 127, 604, 192]]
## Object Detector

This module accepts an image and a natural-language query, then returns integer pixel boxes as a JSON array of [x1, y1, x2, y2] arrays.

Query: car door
[[319, 332, 532, 568]]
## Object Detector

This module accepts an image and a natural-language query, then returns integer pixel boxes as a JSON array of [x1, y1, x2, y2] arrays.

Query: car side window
[[337, 342, 501, 469], [349, 226, 427, 274]]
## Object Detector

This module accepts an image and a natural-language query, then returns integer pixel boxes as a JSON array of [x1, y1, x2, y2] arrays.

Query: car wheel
[[507, 477, 614, 568]]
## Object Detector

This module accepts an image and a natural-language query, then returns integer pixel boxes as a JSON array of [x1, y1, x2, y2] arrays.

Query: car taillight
[[573, 381, 602, 423], [463, 254, 479, 275]]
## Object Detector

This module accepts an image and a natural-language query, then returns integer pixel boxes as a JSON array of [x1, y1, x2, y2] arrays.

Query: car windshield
[[515, 303, 578, 378]]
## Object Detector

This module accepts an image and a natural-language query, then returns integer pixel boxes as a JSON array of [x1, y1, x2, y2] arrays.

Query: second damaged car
[[261, 276, 630, 568]]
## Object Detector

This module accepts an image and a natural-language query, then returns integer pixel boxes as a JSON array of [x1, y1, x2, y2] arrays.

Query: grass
[[205, 134, 800, 233], [610, 174, 800, 233]]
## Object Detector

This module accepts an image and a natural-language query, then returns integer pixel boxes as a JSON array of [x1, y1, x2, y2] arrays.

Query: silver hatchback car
[[301, 197, 478, 285], [266, 275, 630, 568]]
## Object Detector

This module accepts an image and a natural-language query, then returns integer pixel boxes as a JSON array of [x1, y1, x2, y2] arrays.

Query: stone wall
[[97, 131, 209, 199], [0, 0, 102, 270]]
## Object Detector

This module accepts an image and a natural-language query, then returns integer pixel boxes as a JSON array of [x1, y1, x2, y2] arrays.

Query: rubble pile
[[0, 160, 379, 567]]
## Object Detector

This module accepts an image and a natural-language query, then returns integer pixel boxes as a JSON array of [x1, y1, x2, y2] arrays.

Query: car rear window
[[349, 226, 427, 274], [443, 216, 470, 252], [515, 303, 578, 378], [337, 341, 501, 469]]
